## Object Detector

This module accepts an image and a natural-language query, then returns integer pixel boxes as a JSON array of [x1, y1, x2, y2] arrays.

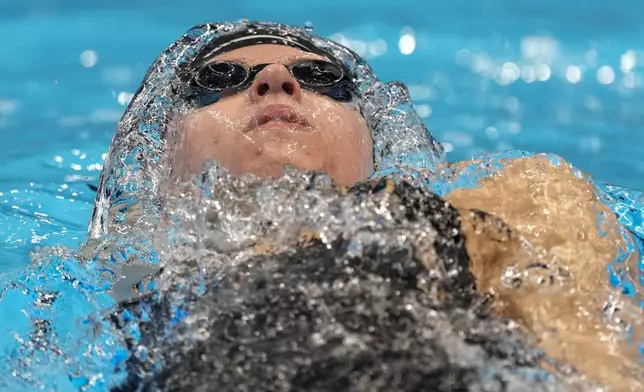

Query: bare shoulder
[[443, 154, 643, 390], [442, 153, 627, 265]]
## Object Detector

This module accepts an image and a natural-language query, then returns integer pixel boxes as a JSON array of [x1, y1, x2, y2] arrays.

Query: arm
[[447, 155, 643, 390]]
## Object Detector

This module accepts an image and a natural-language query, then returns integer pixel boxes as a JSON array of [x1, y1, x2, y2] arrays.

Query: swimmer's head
[[88, 21, 443, 238], [168, 27, 374, 186]]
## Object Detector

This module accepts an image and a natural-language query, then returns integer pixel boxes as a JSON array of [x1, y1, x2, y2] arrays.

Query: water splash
[[112, 164, 593, 391], [4, 160, 640, 390], [88, 20, 443, 239]]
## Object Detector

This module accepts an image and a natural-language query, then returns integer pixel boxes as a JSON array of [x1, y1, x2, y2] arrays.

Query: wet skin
[[169, 44, 643, 390]]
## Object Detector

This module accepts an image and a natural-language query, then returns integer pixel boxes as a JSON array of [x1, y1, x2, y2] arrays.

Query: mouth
[[250, 104, 311, 131]]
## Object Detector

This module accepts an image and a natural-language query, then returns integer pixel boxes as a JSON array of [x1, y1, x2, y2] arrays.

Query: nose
[[249, 64, 303, 103]]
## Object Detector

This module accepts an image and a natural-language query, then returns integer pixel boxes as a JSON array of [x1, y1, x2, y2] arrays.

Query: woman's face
[[170, 44, 374, 186]]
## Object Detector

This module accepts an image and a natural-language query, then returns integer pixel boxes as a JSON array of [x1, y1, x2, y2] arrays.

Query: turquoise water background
[[1, 0, 643, 270], [2, 2, 644, 391]]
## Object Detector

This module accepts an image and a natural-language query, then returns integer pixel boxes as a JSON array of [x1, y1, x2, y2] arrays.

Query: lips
[[250, 104, 311, 130]]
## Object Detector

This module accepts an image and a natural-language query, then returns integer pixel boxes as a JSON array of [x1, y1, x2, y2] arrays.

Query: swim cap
[[191, 26, 338, 63], [88, 21, 444, 239]]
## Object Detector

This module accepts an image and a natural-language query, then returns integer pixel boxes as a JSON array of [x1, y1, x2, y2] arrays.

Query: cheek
[[311, 104, 373, 179], [321, 108, 371, 151], [352, 117, 374, 170], [172, 105, 243, 173], [181, 114, 221, 152], [184, 101, 250, 147]]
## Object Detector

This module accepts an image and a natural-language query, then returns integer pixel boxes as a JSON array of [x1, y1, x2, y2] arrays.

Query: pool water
[[2, 0, 644, 390], [1, 0, 644, 270]]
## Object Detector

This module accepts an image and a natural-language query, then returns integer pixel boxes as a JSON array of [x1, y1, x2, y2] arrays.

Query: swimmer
[[94, 21, 642, 390]]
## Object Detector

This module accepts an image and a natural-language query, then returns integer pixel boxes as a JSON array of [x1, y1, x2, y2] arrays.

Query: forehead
[[209, 44, 329, 65]]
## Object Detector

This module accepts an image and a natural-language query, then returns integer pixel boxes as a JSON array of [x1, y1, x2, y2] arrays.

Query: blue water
[[2, 0, 644, 270], [2, 1, 644, 389]]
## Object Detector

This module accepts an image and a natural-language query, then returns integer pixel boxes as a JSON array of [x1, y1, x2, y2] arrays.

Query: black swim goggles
[[175, 59, 360, 108]]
